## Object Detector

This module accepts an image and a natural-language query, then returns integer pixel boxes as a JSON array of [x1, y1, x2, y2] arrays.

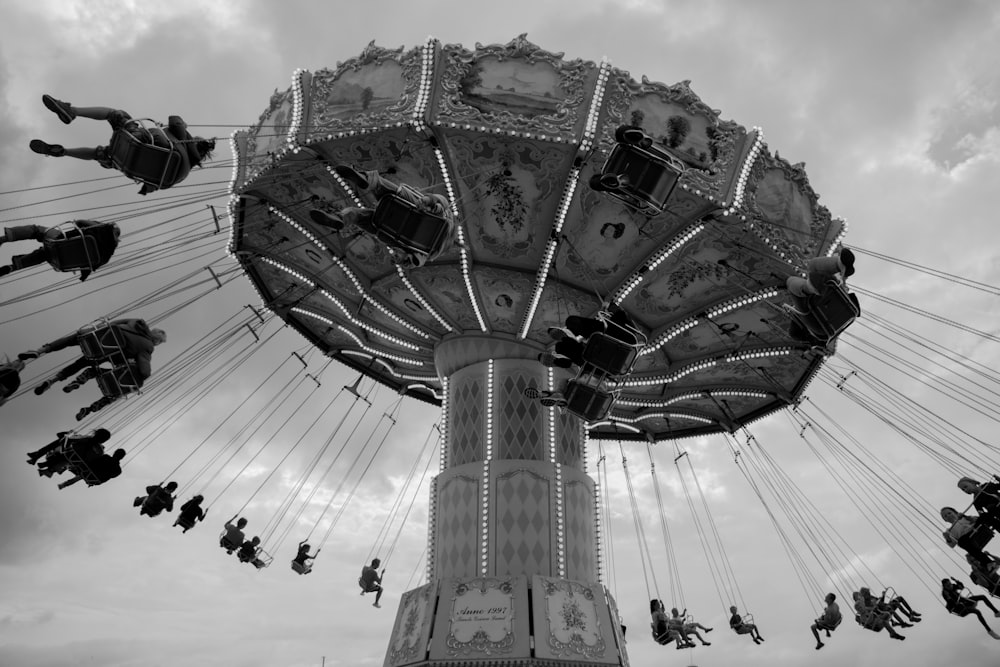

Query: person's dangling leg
[[10, 248, 48, 273], [70, 107, 116, 122], [565, 315, 604, 339], [971, 594, 1000, 616], [341, 207, 378, 235], [555, 338, 585, 366], [61, 147, 102, 162], [967, 607, 998, 636], [27, 437, 64, 464], [19, 330, 81, 362], [3, 225, 48, 243]]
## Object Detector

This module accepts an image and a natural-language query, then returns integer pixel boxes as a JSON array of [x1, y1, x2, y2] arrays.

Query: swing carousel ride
[[5, 34, 1000, 667], [227, 36, 848, 666]]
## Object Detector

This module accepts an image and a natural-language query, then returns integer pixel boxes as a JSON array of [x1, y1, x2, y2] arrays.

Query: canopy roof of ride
[[229, 35, 846, 442]]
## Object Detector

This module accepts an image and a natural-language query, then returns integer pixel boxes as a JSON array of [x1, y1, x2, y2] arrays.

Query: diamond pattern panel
[[563, 478, 595, 581], [435, 474, 479, 579], [557, 410, 583, 470], [496, 371, 543, 461], [449, 374, 484, 466], [495, 469, 551, 577]]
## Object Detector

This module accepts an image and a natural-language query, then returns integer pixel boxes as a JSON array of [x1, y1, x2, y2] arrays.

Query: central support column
[[383, 336, 628, 667]]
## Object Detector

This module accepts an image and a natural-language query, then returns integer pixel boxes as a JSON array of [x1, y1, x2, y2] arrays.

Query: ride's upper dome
[[228, 35, 847, 442]]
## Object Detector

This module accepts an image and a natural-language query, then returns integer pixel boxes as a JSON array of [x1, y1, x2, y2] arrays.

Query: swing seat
[[371, 190, 451, 260], [108, 119, 183, 190], [580, 332, 638, 378], [794, 281, 860, 342], [563, 380, 616, 422], [650, 623, 674, 645], [817, 615, 842, 631], [174, 515, 198, 530], [43, 222, 117, 272], [594, 143, 685, 215], [220, 535, 240, 553], [77, 321, 127, 362], [95, 363, 142, 399], [291, 560, 311, 575], [959, 524, 996, 552], [62, 444, 103, 486]]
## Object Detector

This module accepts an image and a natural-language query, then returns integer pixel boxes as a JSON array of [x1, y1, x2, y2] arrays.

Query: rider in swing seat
[[729, 606, 765, 644], [942, 506, 996, 559], [291, 540, 320, 574], [21, 318, 166, 397], [28, 428, 112, 475], [0, 221, 120, 280], [649, 599, 694, 648], [173, 495, 207, 533], [942, 577, 1000, 638], [958, 476, 1000, 532], [134, 481, 178, 517], [220, 516, 248, 553], [588, 125, 686, 214], [29, 95, 215, 196], [360, 558, 385, 608], [810, 592, 842, 650], [309, 165, 457, 269], [784, 248, 859, 345]]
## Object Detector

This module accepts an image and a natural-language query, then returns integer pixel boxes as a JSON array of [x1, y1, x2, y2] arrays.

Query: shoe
[[891, 634, 905, 641], [34, 379, 54, 395], [29, 140, 65, 157], [42, 95, 75, 124], [334, 165, 369, 190], [753, 639, 761, 645], [373, 602, 381, 608], [133, 497, 144, 507], [0, 266, 10, 277], [19, 349, 45, 361], [62, 381, 81, 393], [705, 628, 713, 633], [898, 622, 913, 628], [75, 407, 89, 421], [523, 387, 541, 399], [989, 630, 1000, 639], [994, 611, 1000, 618], [309, 209, 344, 231], [815, 642, 824, 650], [539, 392, 567, 408], [547, 326, 574, 341], [701, 641, 711, 646]]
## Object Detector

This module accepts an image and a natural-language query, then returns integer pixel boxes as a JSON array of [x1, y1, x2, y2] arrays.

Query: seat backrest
[[806, 281, 859, 339], [96, 363, 142, 398], [372, 194, 449, 255], [77, 322, 127, 361], [109, 125, 183, 188], [564, 380, 615, 422], [581, 332, 638, 376], [63, 445, 103, 485], [601, 144, 683, 212]]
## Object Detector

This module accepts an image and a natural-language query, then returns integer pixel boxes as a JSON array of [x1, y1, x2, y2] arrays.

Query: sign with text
[[450, 583, 513, 642], [428, 576, 531, 660]]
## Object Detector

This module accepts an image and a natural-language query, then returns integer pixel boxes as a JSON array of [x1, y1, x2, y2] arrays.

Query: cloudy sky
[[2, 1, 1000, 666]]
